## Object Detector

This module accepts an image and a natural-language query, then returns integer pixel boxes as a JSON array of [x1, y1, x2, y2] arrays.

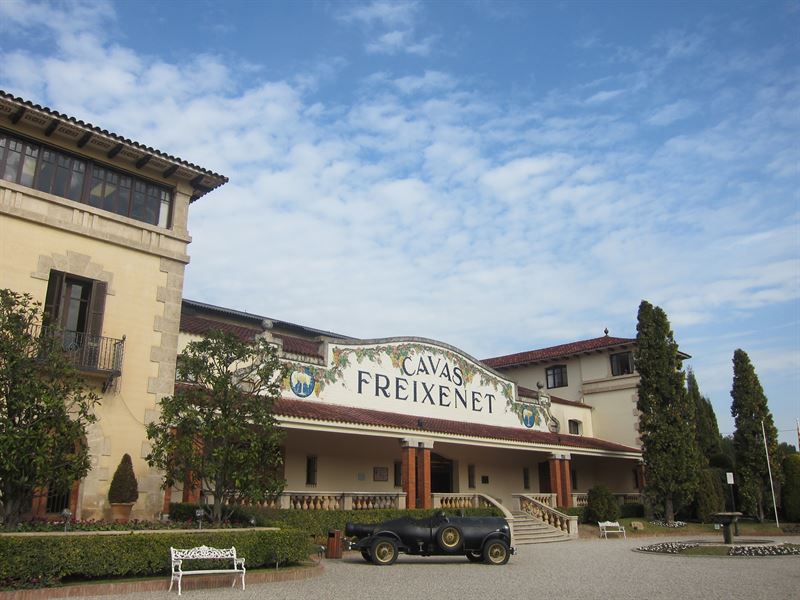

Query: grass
[[578, 517, 793, 539]]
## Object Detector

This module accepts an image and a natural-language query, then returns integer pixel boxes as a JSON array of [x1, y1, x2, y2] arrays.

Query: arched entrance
[[430, 452, 453, 493]]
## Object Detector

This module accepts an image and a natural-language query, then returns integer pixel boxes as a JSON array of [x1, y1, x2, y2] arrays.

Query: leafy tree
[[686, 368, 721, 459], [730, 349, 781, 522], [146, 330, 287, 524], [782, 454, 800, 522], [694, 468, 726, 522], [634, 300, 700, 523], [0, 289, 99, 527]]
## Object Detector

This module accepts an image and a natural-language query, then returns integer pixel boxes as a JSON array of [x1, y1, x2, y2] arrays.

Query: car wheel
[[436, 525, 464, 552], [361, 549, 372, 563], [370, 537, 398, 566], [466, 551, 483, 562], [483, 539, 510, 565]]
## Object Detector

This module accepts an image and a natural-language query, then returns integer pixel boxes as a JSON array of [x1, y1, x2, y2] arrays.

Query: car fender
[[480, 530, 510, 548]]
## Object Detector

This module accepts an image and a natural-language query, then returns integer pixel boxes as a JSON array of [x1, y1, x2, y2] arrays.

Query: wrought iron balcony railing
[[36, 325, 125, 376]]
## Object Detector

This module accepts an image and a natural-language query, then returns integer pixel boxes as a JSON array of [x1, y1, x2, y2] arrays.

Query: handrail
[[513, 493, 578, 538], [35, 325, 124, 375]]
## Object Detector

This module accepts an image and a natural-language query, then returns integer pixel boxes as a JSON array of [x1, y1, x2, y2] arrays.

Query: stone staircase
[[511, 510, 572, 544]]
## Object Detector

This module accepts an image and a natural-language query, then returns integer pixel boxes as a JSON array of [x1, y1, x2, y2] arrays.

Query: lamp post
[[61, 508, 72, 533]]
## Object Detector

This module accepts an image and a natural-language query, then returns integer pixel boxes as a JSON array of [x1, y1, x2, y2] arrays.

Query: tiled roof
[[273, 398, 639, 454], [180, 315, 324, 358], [0, 90, 227, 197], [180, 314, 261, 342], [274, 333, 322, 358], [483, 335, 636, 369], [518, 386, 590, 409]]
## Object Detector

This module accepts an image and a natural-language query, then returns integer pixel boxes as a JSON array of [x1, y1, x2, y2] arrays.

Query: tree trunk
[[2, 493, 23, 528], [665, 497, 675, 524]]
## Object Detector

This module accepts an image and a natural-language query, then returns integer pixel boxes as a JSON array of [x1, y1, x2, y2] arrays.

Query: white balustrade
[[513, 493, 578, 538]]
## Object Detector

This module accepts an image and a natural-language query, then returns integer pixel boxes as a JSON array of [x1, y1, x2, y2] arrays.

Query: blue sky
[[1, 0, 798, 446]]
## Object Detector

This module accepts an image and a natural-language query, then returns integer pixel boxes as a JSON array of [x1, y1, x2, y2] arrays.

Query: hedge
[[169, 503, 502, 538], [584, 486, 620, 522], [0, 528, 310, 590]]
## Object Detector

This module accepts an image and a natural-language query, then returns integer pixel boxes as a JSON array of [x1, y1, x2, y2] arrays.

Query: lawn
[[578, 517, 793, 539]]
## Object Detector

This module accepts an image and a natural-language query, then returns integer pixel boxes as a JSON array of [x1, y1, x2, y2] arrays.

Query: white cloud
[[646, 100, 698, 126], [338, 0, 419, 27]]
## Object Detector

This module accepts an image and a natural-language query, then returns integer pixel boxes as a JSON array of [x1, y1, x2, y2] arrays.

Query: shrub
[[559, 506, 586, 521], [0, 528, 310, 590], [694, 468, 726, 522], [620, 503, 645, 518], [169, 504, 502, 538], [584, 485, 619, 522], [782, 454, 800, 522], [108, 454, 139, 504]]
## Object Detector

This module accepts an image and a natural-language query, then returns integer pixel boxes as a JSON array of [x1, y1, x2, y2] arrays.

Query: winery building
[[1, 91, 657, 541]]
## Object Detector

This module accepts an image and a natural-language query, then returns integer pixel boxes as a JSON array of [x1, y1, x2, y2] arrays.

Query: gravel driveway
[[75, 535, 800, 600]]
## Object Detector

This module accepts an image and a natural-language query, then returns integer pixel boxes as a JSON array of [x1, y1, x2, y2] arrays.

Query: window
[[305, 455, 317, 486], [523, 467, 530, 490], [467, 464, 476, 489], [546, 365, 568, 389], [0, 130, 172, 228], [571, 469, 578, 490], [45, 482, 70, 514], [394, 461, 402, 487], [610, 351, 634, 376], [44, 270, 107, 368], [568, 419, 582, 435]]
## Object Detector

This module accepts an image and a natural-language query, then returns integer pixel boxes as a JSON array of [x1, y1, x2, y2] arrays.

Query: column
[[559, 454, 572, 508], [401, 444, 417, 509], [418, 445, 432, 509], [636, 462, 647, 490], [548, 455, 563, 507]]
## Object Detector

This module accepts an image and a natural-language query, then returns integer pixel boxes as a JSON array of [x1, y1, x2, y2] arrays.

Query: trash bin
[[325, 529, 343, 559]]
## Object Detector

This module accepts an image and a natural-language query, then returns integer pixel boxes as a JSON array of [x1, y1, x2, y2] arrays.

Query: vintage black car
[[345, 512, 514, 565]]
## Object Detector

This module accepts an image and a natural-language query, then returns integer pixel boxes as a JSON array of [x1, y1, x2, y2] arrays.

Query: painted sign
[[284, 339, 554, 431]]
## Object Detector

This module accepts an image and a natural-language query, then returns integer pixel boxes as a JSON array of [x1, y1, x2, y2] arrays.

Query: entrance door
[[538, 461, 551, 493], [430, 453, 453, 493]]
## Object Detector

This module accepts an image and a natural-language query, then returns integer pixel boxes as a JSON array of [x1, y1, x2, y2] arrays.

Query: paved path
[[76, 536, 800, 600]]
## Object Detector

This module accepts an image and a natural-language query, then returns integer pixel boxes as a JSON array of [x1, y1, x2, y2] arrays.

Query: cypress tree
[[687, 368, 722, 459], [730, 349, 781, 522], [635, 300, 701, 523]]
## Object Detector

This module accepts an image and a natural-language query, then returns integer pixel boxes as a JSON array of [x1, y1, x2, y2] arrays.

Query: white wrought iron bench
[[598, 521, 626, 539], [169, 545, 245, 595]]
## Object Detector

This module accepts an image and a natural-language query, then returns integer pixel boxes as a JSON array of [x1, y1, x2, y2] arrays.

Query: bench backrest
[[598, 521, 621, 529], [171, 545, 237, 561]]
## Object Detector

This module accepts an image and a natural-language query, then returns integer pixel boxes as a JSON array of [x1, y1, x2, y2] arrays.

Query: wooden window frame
[[545, 364, 568, 389], [0, 128, 173, 228]]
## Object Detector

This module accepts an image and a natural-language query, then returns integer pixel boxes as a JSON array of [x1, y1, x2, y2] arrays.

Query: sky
[[1, 0, 798, 447]]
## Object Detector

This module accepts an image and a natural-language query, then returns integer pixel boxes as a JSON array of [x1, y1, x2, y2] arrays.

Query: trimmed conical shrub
[[108, 453, 139, 504]]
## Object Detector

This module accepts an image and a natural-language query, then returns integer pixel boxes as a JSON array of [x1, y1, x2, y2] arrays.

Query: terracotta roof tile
[[274, 333, 322, 358], [273, 398, 638, 454], [180, 314, 261, 342], [483, 335, 636, 369]]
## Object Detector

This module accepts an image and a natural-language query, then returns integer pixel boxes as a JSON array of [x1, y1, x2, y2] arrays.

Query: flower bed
[[637, 541, 800, 556]]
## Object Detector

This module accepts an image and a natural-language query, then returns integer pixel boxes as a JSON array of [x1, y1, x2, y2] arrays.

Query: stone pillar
[[419, 446, 432, 509], [637, 462, 647, 490], [402, 444, 417, 509], [559, 454, 573, 508], [548, 456, 563, 507]]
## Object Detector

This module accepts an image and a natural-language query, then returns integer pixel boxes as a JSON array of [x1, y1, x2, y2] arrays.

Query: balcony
[[36, 325, 125, 378]]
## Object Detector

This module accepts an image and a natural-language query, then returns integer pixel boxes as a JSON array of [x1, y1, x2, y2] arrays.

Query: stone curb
[[0, 562, 323, 600]]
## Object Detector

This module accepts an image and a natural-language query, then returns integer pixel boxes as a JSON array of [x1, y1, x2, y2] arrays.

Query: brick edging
[[0, 562, 323, 600]]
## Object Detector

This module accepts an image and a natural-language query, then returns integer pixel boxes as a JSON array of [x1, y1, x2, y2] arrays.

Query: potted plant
[[108, 453, 139, 523]]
